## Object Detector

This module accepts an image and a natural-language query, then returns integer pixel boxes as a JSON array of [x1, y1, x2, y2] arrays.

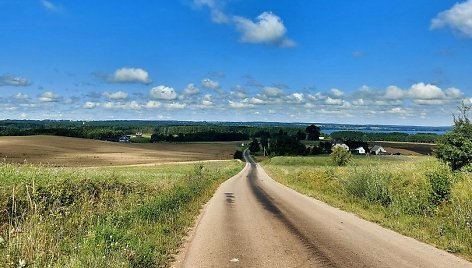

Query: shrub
[[427, 167, 452, 206], [330, 146, 352, 166], [344, 170, 392, 207], [233, 150, 243, 160], [435, 104, 472, 171]]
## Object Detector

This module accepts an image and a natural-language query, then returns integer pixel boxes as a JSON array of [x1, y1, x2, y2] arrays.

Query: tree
[[435, 103, 472, 171], [248, 138, 261, 153], [306, 124, 321, 140], [296, 130, 306, 140], [233, 150, 243, 160], [330, 146, 352, 166]]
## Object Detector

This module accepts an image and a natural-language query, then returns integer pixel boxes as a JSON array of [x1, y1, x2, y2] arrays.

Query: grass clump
[[0, 161, 243, 267], [262, 155, 472, 260]]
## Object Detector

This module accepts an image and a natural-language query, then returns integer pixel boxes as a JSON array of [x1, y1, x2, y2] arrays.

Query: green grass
[[0, 161, 243, 267], [262, 155, 472, 261]]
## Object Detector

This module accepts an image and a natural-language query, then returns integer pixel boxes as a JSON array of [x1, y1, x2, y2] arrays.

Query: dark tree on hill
[[296, 130, 306, 140], [269, 134, 307, 156], [435, 103, 472, 170], [249, 138, 261, 153], [306, 124, 321, 140]]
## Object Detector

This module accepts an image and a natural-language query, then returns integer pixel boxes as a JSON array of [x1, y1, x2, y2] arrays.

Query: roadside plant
[[427, 167, 452, 206], [330, 146, 352, 166], [435, 103, 472, 171]]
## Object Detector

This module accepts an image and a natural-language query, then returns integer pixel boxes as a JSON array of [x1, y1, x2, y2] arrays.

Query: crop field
[[368, 141, 435, 155], [0, 135, 243, 167], [0, 160, 244, 267], [262, 156, 472, 261]]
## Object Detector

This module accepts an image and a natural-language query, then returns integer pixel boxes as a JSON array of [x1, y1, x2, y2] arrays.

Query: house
[[353, 146, 366, 154], [135, 131, 143, 137], [370, 145, 387, 155]]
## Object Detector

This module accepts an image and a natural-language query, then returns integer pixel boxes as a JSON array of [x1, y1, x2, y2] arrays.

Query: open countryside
[[2, 1, 472, 267]]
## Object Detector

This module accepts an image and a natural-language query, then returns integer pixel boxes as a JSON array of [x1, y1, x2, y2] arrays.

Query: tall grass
[[0, 161, 243, 267], [262, 155, 472, 260]]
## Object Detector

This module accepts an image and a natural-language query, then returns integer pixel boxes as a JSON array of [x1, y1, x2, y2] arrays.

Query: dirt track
[[0, 135, 239, 166], [174, 150, 472, 267]]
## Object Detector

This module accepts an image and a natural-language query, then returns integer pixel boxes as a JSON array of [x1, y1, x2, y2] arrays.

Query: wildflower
[[18, 259, 26, 268]]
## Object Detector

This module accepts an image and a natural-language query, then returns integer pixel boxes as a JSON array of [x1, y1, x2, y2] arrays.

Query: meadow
[[0, 160, 243, 267], [262, 155, 472, 261]]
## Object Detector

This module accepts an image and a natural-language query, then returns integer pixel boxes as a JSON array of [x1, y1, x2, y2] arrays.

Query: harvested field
[[368, 141, 436, 155], [0, 135, 243, 167]]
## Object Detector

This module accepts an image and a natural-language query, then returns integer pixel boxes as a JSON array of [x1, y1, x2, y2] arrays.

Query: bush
[[330, 146, 352, 166], [233, 150, 243, 160], [435, 104, 472, 171], [427, 168, 452, 206], [344, 170, 392, 207]]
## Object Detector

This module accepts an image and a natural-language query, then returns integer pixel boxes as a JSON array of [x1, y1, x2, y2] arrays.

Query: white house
[[354, 146, 366, 154], [370, 145, 387, 155]]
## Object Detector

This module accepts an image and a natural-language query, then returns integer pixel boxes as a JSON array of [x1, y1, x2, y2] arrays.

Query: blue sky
[[1, 0, 472, 125]]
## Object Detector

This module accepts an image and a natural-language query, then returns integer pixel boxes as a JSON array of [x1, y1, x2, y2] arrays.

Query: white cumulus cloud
[[233, 12, 295, 47], [165, 102, 187, 110], [431, 0, 472, 38], [183, 83, 200, 95], [150, 85, 177, 100], [83, 101, 100, 109], [201, 78, 220, 89], [144, 101, 161, 109], [38, 91, 61, 102], [103, 90, 128, 100], [106, 68, 151, 84]]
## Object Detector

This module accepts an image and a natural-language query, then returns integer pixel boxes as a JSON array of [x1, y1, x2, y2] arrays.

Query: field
[[0, 160, 244, 267], [0, 136, 243, 167], [262, 155, 472, 261], [368, 141, 436, 155]]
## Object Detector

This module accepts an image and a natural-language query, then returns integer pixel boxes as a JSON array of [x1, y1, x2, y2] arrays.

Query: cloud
[[262, 86, 284, 97], [330, 88, 344, 97], [106, 68, 151, 84], [183, 83, 200, 95], [38, 91, 61, 102], [384, 85, 405, 100], [41, 0, 61, 12], [201, 78, 220, 89], [325, 97, 344, 105], [233, 12, 295, 47], [289, 93, 304, 103], [193, 1, 295, 47], [165, 102, 187, 109], [352, 98, 365, 106], [408, 82, 445, 100], [14, 93, 29, 100], [103, 101, 141, 110], [103, 90, 128, 100], [201, 94, 214, 106], [0, 75, 31, 87], [431, 0, 472, 38], [228, 100, 254, 109], [193, 0, 229, 24], [144, 101, 161, 109], [83, 101, 100, 109], [150, 85, 177, 100]]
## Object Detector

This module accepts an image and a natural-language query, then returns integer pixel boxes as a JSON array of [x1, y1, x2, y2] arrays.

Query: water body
[[319, 125, 451, 135]]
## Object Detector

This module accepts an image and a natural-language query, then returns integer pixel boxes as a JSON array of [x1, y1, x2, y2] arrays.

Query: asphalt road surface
[[174, 150, 472, 267]]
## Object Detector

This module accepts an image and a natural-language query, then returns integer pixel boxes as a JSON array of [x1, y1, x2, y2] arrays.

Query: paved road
[[174, 150, 472, 267]]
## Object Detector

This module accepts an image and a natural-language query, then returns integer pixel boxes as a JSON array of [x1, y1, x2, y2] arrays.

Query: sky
[[1, 0, 472, 126]]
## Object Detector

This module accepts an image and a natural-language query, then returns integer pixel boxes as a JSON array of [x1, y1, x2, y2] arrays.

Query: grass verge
[[262, 156, 472, 261], [0, 160, 243, 267]]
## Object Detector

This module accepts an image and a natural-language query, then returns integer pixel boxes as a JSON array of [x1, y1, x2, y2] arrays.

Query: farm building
[[353, 146, 366, 154], [370, 145, 387, 155]]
